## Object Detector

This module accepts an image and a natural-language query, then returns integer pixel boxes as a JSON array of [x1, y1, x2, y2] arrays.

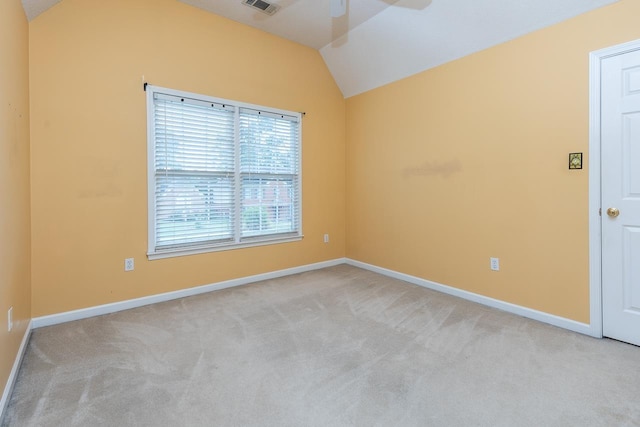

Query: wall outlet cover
[[8, 306, 13, 332]]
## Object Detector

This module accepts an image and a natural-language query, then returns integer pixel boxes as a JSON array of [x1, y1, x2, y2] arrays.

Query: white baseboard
[[1, 320, 33, 422], [4, 256, 597, 422], [345, 258, 597, 337], [32, 255, 596, 334], [32, 258, 347, 329]]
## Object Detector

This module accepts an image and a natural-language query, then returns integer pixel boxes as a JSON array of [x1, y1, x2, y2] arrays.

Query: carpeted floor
[[3, 265, 640, 426]]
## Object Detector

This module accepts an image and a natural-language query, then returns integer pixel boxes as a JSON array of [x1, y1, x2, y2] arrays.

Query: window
[[147, 85, 302, 260]]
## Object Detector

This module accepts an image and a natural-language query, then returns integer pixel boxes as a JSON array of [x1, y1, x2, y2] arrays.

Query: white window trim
[[146, 85, 303, 260]]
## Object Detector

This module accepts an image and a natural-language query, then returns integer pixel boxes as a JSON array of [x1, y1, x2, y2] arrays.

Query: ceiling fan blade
[[331, 13, 349, 45], [331, 0, 347, 18], [381, 0, 432, 10]]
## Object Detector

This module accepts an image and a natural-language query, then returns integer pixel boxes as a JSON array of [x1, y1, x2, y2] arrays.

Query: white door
[[601, 48, 640, 346]]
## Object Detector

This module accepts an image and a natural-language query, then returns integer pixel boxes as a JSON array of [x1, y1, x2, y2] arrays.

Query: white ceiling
[[179, 0, 404, 50], [22, 0, 619, 97], [21, 0, 60, 21], [320, 0, 619, 97]]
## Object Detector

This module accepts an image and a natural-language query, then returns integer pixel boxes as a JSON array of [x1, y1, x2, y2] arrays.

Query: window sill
[[147, 235, 303, 260]]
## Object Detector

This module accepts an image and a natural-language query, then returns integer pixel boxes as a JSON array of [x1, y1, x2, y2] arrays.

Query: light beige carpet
[[3, 265, 640, 426]]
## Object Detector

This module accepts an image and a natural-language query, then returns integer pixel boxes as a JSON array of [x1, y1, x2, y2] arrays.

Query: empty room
[[2, 0, 640, 425]]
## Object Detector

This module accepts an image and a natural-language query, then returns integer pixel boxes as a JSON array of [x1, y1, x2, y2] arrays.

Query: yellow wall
[[346, 0, 640, 323], [0, 0, 31, 404], [29, 0, 346, 317], [23, 0, 640, 322], [9, 0, 640, 407]]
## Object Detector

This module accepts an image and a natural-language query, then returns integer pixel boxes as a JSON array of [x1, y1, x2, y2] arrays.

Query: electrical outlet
[[323, 234, 330, 243], [8, 307, 13, 332], [124, 258, 135, 272], [490, 257, 500, 271]]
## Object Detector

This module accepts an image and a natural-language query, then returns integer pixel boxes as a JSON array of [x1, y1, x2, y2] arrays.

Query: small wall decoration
[[569, 152, 583, 170]]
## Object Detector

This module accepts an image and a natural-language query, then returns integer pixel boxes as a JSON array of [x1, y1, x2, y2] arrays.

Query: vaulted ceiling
[[21, 0, 619, 97]]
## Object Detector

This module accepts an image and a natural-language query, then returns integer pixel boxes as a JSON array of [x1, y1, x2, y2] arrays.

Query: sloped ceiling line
[[22, 0, 620, 98]]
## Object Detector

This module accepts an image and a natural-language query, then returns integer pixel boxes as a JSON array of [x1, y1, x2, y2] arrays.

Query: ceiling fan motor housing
[[242, 0, 280, 15]]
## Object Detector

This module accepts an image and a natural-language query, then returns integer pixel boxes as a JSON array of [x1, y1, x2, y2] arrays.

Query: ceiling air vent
[[242, 0, 280, 15]]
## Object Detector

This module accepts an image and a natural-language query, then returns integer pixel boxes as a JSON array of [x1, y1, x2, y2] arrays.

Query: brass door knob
[[607, 207, 620, 218]]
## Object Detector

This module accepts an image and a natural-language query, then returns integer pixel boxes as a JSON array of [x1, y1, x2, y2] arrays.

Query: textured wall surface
[[29, 0, 347, 316], [0, 0, 31, 410], [346, 0, 640, 323]]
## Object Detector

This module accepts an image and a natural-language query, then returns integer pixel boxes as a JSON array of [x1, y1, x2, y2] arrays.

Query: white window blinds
[[239, 108, 300, 239], [147, 86, 302, 259]]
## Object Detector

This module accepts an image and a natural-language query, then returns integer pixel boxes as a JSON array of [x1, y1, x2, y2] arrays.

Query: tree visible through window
[[147, 85, 302, 259]]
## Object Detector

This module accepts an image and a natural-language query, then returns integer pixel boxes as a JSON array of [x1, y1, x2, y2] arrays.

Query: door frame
[[589, 38, 640, 339]]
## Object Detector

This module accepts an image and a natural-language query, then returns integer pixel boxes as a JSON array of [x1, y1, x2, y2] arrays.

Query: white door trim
[[589, 38, 640, 339]]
